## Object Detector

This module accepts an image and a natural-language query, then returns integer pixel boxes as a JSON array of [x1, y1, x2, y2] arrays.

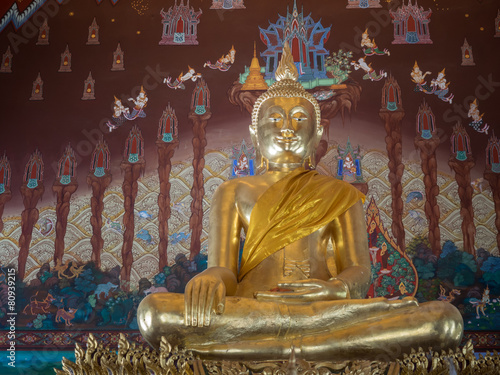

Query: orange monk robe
[[239, 168, 365, 281]]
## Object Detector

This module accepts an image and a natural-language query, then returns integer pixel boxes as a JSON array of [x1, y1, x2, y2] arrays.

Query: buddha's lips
[[274, 136, 298, 143]]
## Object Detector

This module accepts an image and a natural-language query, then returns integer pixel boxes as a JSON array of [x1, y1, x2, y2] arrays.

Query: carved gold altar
[[55, 334, 500, 375]]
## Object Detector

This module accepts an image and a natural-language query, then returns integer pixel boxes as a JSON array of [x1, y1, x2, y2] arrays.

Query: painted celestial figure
[[36, 18, 49, 45], [1, 46, 12, 73], [351, 57, 386, 82], [106, 96, 130, 132], [126, 86, 148, 119], [469, 287, 491, 319], [204, 46, 236, 71], [30, 73, 44, 101], [87, 18, 100, 45], [346, 0, 381, 9], [58, 45, 72, 72], [413, 65, 454, 104], [82, 71, 96, 100], [210, 0, 245, 9], [360, 29, 390, 56], [461, 38, 475, 66], [467, 99, 489, 135], [165, 66, 202, 90], [159, 1, 202, 45], [390, 0, 432, 44], [158, 103, 178, 143]]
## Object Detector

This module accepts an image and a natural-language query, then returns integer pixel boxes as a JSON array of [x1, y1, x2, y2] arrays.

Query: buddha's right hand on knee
[[184, 269, 226, 328]]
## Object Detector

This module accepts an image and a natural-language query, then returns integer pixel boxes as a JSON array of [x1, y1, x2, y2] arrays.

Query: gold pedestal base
[[55, 334, 499, 375]]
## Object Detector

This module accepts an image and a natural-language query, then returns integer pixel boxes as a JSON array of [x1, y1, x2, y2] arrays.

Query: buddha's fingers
[[190, 280, 201, 326], [185, 282, 193, 326]]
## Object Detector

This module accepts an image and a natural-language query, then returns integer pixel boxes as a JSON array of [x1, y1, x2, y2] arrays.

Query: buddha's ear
[[249, 124, 258, 147], [315, 120, 324, 145]]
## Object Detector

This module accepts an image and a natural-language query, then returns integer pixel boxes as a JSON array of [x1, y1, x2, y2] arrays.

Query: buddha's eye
[[269, 114, 283, 123]]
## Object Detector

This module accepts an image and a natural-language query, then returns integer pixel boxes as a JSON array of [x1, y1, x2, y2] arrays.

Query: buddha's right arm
[[184, 181, 241, 327]]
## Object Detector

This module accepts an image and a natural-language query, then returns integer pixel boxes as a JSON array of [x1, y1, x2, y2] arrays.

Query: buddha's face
[[252, 96, 321, 166]]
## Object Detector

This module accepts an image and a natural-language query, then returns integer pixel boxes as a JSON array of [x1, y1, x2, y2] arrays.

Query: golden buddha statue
[[138, 42, 463, 362]]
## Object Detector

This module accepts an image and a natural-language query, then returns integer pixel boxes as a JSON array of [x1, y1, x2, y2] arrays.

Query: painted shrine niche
[[124, 125, 145, 163], [496, 10, 500, 38], [1, 46, 12, 73], [82, 72, 96, 100], [486, 134, 500, 173], [158, 104, 178, 143], [381, 75, 402, 111], [461, 38, 475, 66], [24, 150, 44, 189], [30, 73, 43, 101], [87, 18, 100, 45], [57, 145, 77, 185], [58, 45, 72, 72], [335, 138, 364, 184], [230, 140, 255, 179], [210, 0, 245, 9], [450, 123, 472, 162], [258, 0, 332, 88], [0, 154, 11, 195], [366, 198, 418, 300], [191, 78, 210, 115], [111, 43, 125, 71], [390, 0, 432, 44], [416, 99, 435, 140], [91, 139, 111, 177], [346, 0, 381, 9], [36, 18, 49, 45], [159, 0, 202, 45]]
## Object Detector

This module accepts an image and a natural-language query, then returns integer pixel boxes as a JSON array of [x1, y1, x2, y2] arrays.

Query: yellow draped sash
[[239, 168, 365, 281]]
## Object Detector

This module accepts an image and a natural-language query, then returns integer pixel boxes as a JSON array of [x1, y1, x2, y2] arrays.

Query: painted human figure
[[467, 99, 489, 134], [205, 46, 236, 71], [127, 86, 148, 118], [351, 57, 386, 82], [361, 29, 389, 56], [410, 61, 431, 87], [138, 42, 463, 362], [430, 69, 454, 103], [165, 66, 202, 89]]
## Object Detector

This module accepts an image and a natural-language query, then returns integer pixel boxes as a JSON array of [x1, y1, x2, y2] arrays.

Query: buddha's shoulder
[[215, 175, 271, 197]]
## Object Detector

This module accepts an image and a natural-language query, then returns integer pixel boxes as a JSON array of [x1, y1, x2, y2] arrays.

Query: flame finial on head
[[275, 41, 299, 82]]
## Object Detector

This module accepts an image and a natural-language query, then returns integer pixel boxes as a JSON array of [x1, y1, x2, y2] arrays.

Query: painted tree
[[188, 79, 211, 260], [52, 144, 78, 265], [414, 99, 441, 256], [379, 75, 406, 251], [0, 154, 12, 233], [157, 103, 179, 271], [484, 134, 500, 251]]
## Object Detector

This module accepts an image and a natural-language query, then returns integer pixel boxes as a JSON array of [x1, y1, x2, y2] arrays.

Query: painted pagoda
[[0, 154, 11, 195], [230, 140, 255, 179], [111, 43, 125, 71], [1, 46, 12, 73], [159, 0, 202, 45], [158, 103, 178, 143], [58, 45, 72, 72], [450, 123, 472, 162], [335, 138, 364, 184], [461, 38, 475, 66], [416, 99, 436, 139], [381, 75, 402, 112], [210, 0, 245, 9], [90, 139, 111, 177], [87, 18, 100, 45], [82, 71, 95, 100], [346, 0, 381, 9], [191, 78, 210, 115], [257, 0, 333, 88], [57, 145, 77, 185], [486, 134, 500, 173], [124, 125, 145, 163], [24, 149, 44, 189], [30, 73, 43, 101], [390, 0, 432, 44]]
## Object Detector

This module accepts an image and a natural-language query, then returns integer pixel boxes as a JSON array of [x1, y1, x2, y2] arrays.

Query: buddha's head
[[250, 42, 322, 169]]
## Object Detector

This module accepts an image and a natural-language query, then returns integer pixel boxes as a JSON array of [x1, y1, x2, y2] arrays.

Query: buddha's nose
[[281, 128, 294, 138]]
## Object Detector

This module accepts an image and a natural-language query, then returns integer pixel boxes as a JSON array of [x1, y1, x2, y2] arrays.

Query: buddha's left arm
[[331, 200, 372, 299]]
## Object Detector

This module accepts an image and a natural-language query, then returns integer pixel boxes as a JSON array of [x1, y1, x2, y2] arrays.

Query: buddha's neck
[[266, 161, 305, 174]]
